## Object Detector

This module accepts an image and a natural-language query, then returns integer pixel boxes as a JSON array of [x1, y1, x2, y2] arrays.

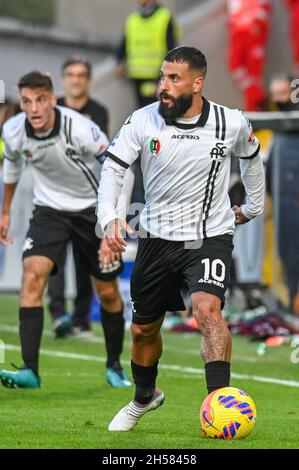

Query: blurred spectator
[[227, 0, 272, 111], [58, 56, 109, 135], [268, 73, 299, 112], [267, 74, 299, 314], [285, 0, 299, 75], [115, 0, 179, 107], [115, 1, 180, 214], [48, 57, 109, 337]]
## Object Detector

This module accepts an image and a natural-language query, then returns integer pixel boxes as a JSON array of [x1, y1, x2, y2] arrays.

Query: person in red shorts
[[227, 0, 272, 111]]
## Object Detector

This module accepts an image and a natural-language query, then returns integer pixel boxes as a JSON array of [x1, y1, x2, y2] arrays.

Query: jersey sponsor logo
[[197, 278, 224, 289], [36, 142, 55, 150], [171, 134, 200, 140], [23, 237, 33, 252], [150, 138, 161, 156], [23, 149, 33, 160], [209, 142, 227, 161]]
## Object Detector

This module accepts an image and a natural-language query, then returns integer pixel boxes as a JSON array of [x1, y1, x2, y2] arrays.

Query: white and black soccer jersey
[[2, 106, 109, 211], [98, 98, 265, 240]]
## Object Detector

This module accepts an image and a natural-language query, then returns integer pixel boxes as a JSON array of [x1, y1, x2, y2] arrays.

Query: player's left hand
[[232, 205, 250, 225], [98, 235, 120, 271]]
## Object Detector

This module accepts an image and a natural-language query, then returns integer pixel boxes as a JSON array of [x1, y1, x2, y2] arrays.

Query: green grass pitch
[[0, 293, 298, 449]]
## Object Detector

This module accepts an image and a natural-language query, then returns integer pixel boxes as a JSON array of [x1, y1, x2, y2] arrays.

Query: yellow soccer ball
[[200, 387, 257, 439]]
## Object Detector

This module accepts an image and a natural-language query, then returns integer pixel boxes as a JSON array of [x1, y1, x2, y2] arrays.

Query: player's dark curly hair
[[164, 46, 207, 78], [18, 71, 53, 91]]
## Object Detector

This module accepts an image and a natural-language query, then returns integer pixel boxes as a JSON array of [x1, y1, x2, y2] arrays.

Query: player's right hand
[[105, 218, 133, 254], [0, 213, 13, 245]]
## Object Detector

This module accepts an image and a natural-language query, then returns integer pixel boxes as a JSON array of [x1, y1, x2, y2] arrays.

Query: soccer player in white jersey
[[0, 71, 132, 389], [98, 47, 265, 431]]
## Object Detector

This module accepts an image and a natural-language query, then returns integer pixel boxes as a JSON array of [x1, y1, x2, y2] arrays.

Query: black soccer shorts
[[22, 205, 123, 280], [131, 233, 233, 325]]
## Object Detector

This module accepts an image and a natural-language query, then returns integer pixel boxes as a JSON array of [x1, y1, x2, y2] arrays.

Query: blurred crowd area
[[1, 0, 299, 339]]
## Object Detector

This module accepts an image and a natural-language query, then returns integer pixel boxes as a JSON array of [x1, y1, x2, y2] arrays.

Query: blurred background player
[[227, 0, 272, 111], [115, 0, 180, 241], [225, 0, 271, 307], [0, 71, 132, 389], [266, 74, 299, 314], [48, 57, 110, 338], [115, 0, 179, 108], [115, 0, 180, 214], [59, 57, 109, 133]]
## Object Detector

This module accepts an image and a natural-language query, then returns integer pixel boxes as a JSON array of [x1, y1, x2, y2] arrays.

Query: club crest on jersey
[[150, 138, 161, 156], [24, 150, 33, 160], [210, 142, 227, 161]]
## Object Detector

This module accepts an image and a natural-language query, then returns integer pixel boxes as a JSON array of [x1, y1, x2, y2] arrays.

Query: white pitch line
[[0, 324, 289, 363], [0, 324, 105, 344], [3, 344, 299, 389], [5, 344, 107, 364], [0, 323, 200, 356], [0, 324, 292, 367]]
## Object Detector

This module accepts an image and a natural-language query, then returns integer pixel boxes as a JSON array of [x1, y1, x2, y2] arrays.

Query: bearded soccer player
[[98, 46, 265, 431], [0, 71, 132, 389]]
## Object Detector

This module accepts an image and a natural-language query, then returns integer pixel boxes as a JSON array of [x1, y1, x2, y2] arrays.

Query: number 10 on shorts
[[201, 258, 225, 282]]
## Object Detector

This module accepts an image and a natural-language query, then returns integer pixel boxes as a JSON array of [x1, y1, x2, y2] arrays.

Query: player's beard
[[158, 92, 193, 123]]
